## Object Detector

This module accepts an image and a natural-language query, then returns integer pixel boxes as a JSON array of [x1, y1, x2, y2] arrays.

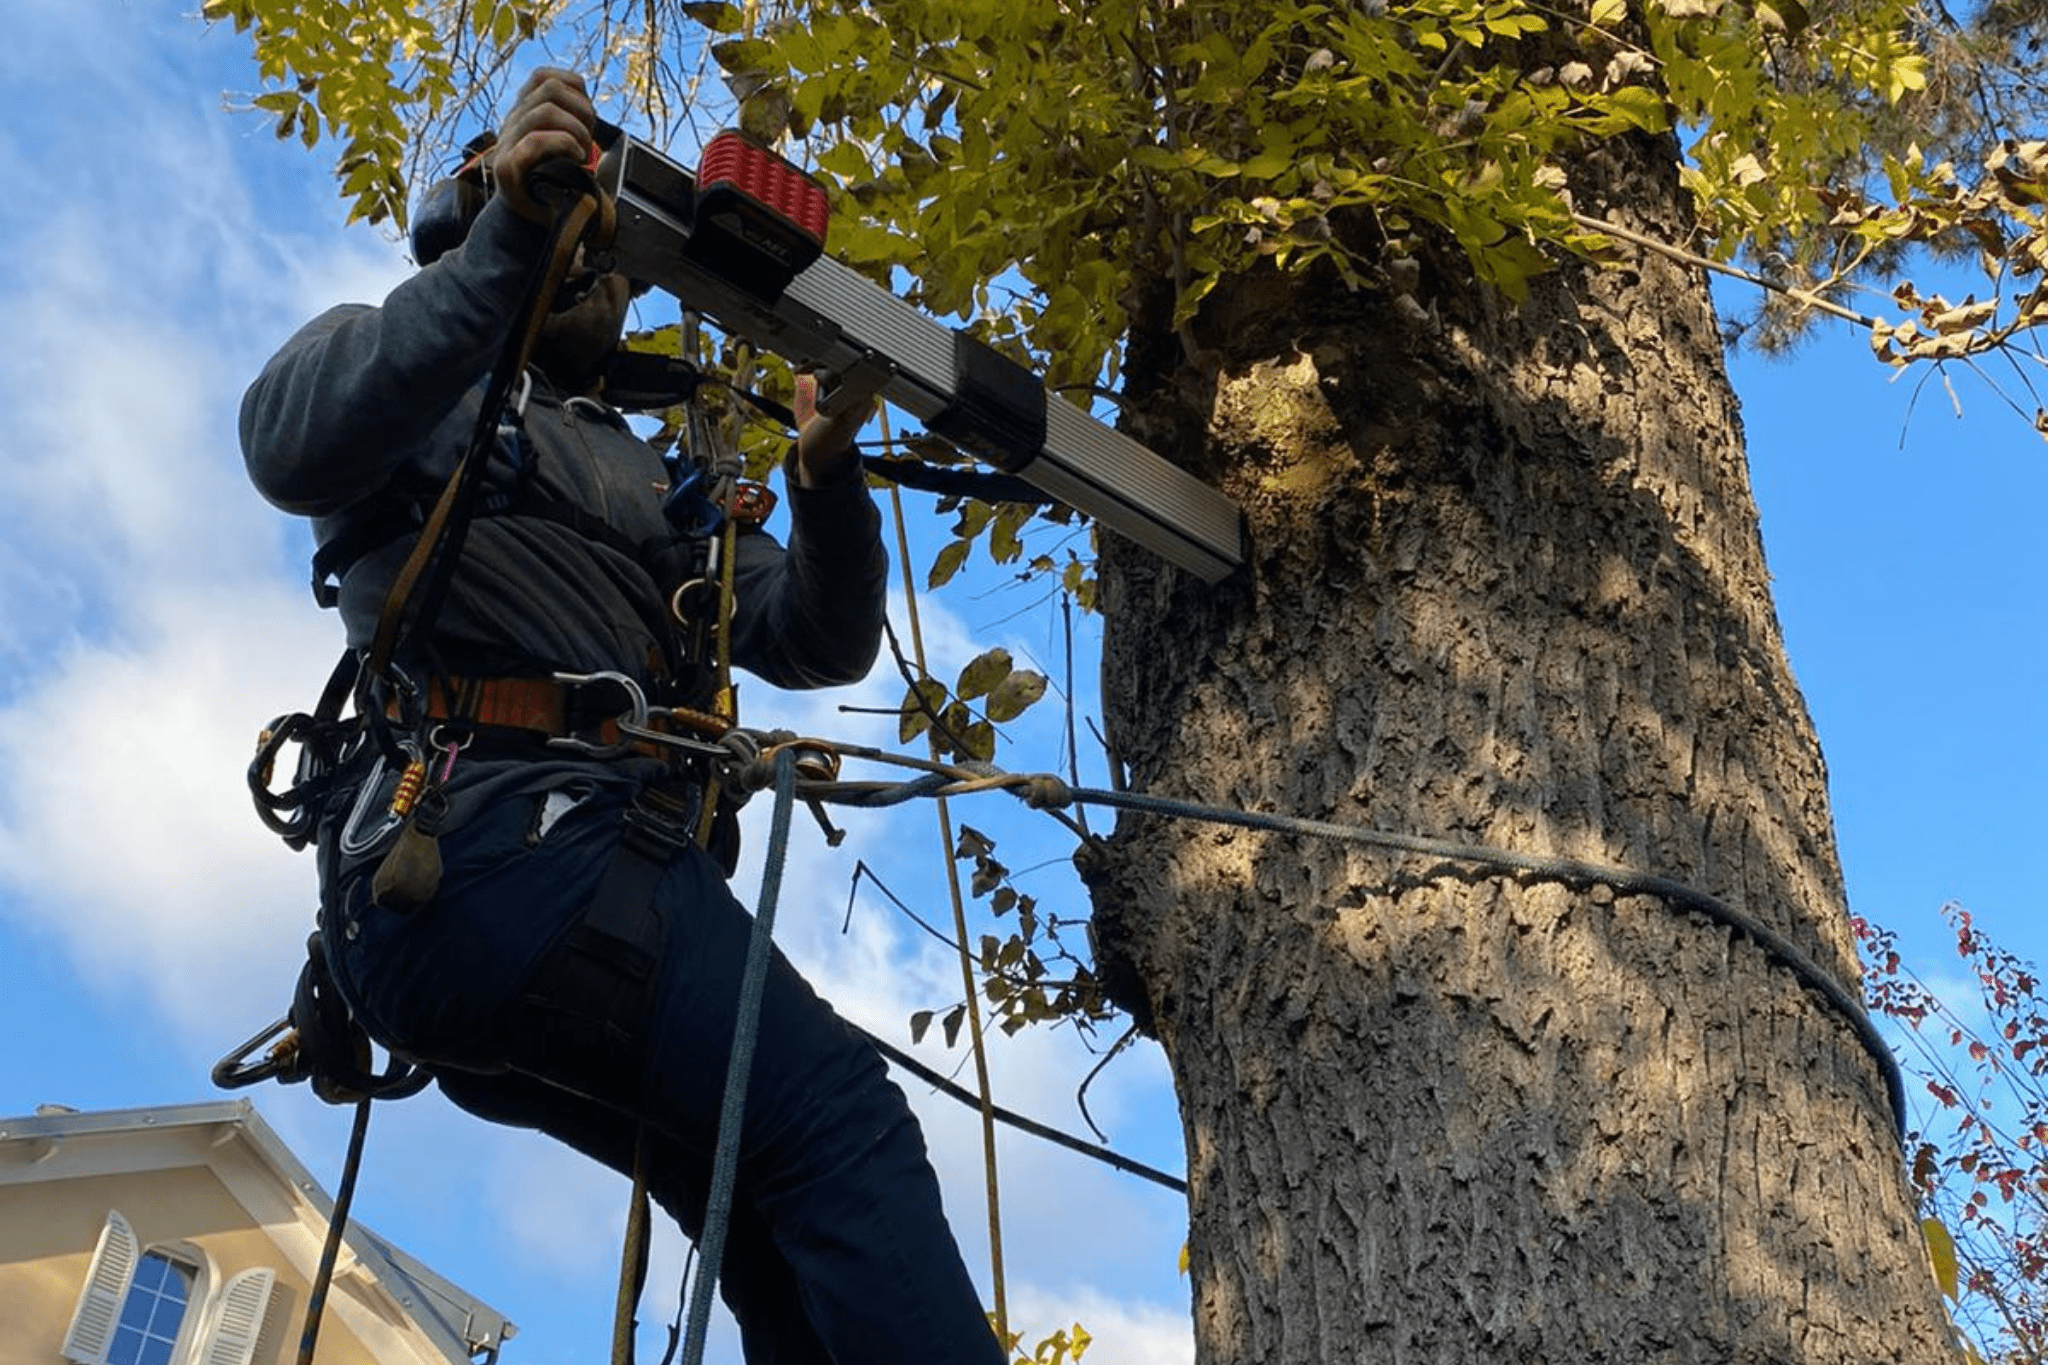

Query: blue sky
[[0, 4, 2042, 1364]]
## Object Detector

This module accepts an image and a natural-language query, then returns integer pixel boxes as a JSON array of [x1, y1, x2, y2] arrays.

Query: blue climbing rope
[[680, 745, 798, 1365]]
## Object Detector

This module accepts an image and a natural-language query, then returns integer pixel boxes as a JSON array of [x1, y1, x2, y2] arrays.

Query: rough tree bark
[[1088, 132, 1955, 1363]]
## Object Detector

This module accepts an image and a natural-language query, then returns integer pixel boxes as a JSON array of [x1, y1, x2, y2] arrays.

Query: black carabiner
[[249, 713, 317, 843], [211, 1015, 303, 1090]]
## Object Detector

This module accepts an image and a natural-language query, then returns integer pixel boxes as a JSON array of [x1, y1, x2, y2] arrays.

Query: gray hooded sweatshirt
[[240, 193, 886, 830]]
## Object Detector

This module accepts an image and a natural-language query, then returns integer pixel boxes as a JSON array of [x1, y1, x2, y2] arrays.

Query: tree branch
[[1571, 211, 1884, 330]]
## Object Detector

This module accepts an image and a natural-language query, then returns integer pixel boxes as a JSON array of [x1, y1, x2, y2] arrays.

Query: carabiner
[[337, 738, 423, 858], [211, 1015, 303, 1090], [547, 670, 649, 758]]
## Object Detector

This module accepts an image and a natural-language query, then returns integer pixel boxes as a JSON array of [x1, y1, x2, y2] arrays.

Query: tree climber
[[240, 66, 1003, 1365]]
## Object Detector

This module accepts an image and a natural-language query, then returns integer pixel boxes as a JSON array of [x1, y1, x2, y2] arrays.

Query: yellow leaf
[[1588, 0, 1626, 28], [1889, 53, 1927, 104], [986, 669, 1047, 722], [1178, 1243, 1190, 1275], [956, 647, 1015, 701], [1922, 1216, 1960, 1301]]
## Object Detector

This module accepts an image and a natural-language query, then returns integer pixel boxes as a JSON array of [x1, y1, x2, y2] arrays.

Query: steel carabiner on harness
[[546, 669, 651, 759]]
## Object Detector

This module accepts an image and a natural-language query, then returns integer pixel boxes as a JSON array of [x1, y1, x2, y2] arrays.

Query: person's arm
[[728, 378, 888, 688], [241, 68, 601, 516], [240, 200, 549, 515]]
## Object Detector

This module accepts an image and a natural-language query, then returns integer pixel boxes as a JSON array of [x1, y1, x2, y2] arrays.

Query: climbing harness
[[228, 135, 846, 1358]]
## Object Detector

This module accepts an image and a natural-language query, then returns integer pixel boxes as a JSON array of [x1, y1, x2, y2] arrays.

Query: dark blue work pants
[[328, 778, 1001, 1364]]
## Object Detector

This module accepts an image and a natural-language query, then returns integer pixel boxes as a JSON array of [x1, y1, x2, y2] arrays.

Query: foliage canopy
[[205, 0, 2048, 417]]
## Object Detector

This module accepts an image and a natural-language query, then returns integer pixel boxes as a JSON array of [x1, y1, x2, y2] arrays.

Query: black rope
[[862, 455, 1058, 506], [857, 1024, 1187, 1194], [297, 1097, 374, 1365]]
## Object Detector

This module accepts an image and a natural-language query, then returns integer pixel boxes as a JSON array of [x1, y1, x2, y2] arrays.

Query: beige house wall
[[0, 1101, 508, 1365], [0, 1168, 383, 1365]]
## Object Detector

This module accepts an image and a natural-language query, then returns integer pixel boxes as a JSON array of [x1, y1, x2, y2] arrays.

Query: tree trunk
[[1090, 139, 1955, 1362]]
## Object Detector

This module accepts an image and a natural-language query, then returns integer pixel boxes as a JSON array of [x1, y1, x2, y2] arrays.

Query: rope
[[623, 324, 748, 1365], [296, 1097, 373, 1365], [679, 747, 798, 1365], [1063, 784, 1905, 1137], [885, 469, 1010, 1343], [365, 178, 603, 686], [735, 736, 1905, 1143], [611, 1134, 652, 1365], [857, 1025, 1187, 1194]]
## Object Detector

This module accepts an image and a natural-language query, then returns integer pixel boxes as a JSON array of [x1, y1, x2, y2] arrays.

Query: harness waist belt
[[394, 674, 727, 758]]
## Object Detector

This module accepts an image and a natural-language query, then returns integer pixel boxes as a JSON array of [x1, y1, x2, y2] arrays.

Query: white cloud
[[1007, 1282, 1193, 1365], [0, 0, 407, 1044], [496, 1130, 640, 1278], [0, 584, 345, 1039]]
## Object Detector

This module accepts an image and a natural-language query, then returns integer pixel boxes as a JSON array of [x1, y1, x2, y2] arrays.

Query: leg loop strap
[[514, 781, 701, 1104]]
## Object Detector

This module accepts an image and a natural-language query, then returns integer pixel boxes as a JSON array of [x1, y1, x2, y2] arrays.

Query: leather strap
[[397, 674, 729, 756]]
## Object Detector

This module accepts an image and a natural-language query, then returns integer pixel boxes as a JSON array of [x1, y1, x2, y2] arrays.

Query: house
[[0, 1100, 514, 1365]]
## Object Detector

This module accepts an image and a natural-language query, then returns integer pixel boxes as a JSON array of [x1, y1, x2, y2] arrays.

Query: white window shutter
[[198, 1267, 276, 1365], [61, 1209, 138, 1365]]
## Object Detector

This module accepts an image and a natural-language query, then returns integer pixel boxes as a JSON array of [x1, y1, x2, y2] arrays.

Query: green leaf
[[1598, 85, 1671, 133], [1242, 148, 1294, 180], [1887, 52, 1927, 103], [990, 503, 1030, 563], [817, 139, 870, 180], [952, 498, 994, 539], [711, 36, 776, 75], [680, 1, 746, 33]]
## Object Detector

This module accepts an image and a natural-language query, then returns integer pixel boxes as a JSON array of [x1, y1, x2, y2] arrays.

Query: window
[[63, 1211, 275, 1365], [108, 1252, 195, 1365]]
